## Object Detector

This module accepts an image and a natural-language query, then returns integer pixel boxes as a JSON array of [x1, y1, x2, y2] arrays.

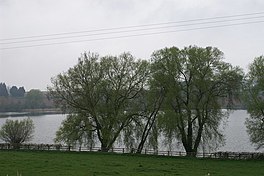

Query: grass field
[[0, 150, 263, 176]]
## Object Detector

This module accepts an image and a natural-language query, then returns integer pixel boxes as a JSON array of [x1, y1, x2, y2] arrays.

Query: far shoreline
[[0, 108, 63, 118]]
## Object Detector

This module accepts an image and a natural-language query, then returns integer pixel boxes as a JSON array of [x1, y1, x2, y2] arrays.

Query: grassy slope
[[0, 150, 263, 176]]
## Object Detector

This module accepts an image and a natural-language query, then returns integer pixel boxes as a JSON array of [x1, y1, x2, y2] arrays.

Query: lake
[[0, 110, 262, 152]]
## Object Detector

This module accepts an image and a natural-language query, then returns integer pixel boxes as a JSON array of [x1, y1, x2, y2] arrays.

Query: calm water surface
[[0, 114, 66, 144], [0, 110, 262, 152]]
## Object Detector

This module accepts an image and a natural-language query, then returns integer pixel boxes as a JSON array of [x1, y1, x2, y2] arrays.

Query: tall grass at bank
[[0, 150, 263, 176]]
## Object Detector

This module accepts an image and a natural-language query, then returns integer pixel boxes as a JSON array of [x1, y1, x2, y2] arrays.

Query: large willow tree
[[49, 52, 149, 152], [244, 56, 264, 149], [152, 46, 243, 156]]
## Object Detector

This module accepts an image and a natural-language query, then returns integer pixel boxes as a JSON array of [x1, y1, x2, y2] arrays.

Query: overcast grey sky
[[0, 0, 264, 91]]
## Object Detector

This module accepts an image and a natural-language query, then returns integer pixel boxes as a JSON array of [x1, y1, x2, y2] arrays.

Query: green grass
[[0, 150, 263, 176]]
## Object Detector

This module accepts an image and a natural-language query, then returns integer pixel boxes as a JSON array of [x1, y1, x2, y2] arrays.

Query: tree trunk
[[194, 125, 203, 152], [182, 121, 198, 157], [100, 143, 110, 152], [136, 141, 145, 154], [136, 90, 164, 154], [12, 143, 21, 150], [186, 149, 197, 157], [136, 116, 155, 154]]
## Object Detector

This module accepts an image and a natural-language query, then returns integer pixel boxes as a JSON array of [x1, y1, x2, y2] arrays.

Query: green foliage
[[122, 88, 165, 153], [10, 86, 25, 97], [49, 52, 149, 151], [0, 88, 53, 112], [0, 118, 35, 148], [49, 47, 245, 154], [244, 55, 264, 149], [0, 151, 263, 176], [152, 46, 244, 155], [10, 86, 18, 97], [0, 83, 25, 98], [55, 114, 96, 148], [25, 89, 45, 109], [0, 82, 8, 97]]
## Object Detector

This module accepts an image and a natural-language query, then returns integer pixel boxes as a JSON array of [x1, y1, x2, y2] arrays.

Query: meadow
[[0, 150, 263, 176]]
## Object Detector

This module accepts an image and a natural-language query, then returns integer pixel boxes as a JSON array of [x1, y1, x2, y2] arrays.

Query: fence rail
[[0, 143, 263, 160]]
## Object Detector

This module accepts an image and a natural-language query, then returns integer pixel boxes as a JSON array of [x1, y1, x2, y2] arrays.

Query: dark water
[[0, 110, 262, 152]]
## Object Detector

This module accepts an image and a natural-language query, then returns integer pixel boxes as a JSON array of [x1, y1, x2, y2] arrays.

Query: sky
[[0, 0, 264, 91]]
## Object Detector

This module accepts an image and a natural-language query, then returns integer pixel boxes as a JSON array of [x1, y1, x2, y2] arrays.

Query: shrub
[[0, 118, 35, 149]]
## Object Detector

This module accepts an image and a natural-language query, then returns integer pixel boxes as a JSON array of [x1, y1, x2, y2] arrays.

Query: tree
[[49, 52, 149, 152], [18, 87, 26, 97], [10, 86, 19, 97], [244, 56, 264, 149], [0, 118, 35, 149], [25, 89, 44, 109], [151, 46, 243, 156], [0, 83, 8, 97], [10, 86, 25, 97]]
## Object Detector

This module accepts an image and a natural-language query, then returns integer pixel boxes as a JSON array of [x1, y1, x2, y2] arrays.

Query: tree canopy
[[0, 118, 35, 149], [10, 86, 25, 97], [0, 83, 8, 97], [25, 89, 45, 109], [55, 114, 96, 148], [49, 52, 149, 151], [244, 55, 264, 149], [151, 46, 243, 156], [49, 47, 246, 155]]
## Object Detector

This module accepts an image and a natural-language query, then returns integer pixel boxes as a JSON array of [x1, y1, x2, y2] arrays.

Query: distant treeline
[[0, 82, 245, 112], [0, 83, 25, 97], [0, 82, 55, 112]]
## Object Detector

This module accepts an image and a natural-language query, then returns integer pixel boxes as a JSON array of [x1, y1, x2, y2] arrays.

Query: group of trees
[[9, 86, 26, 97], [0, 88, 53, 112], [24, 89, 46, 109], [0, 46, 262, 155], [49, 46, 256, 156], [0, 83, 25, 97]]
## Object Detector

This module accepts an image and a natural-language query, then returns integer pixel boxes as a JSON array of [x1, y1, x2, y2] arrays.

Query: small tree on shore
[[0, 118, 35, 149]]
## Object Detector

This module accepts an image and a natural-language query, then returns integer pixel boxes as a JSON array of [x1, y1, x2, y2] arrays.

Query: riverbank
[[0, 108, 62, 118], [1, 143, 263, 160]]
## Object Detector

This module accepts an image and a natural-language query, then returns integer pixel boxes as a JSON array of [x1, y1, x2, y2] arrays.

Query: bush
[[0, 118, 35, 149]]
